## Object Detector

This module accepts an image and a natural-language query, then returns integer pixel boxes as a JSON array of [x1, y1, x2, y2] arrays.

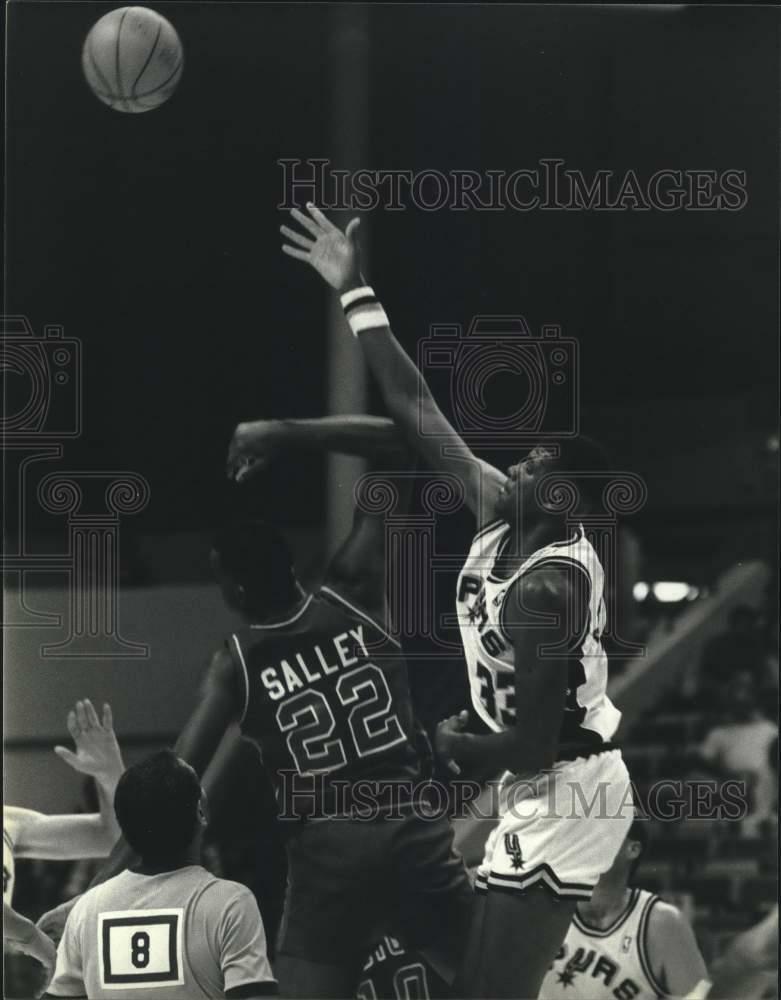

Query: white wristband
[[340, 286, 389, 337]]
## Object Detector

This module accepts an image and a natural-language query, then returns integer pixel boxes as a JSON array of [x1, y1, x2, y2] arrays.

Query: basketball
[[81, 6, 183, 113]]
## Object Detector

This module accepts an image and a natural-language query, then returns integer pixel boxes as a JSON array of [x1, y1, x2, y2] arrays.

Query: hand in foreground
[[54, 700, 123, 783], [435, 710, 470, 776], [280, 203, 362, 292], [15, 925, 57, 991], [226, 420, 282, 483], [35, 896, 80, 948]]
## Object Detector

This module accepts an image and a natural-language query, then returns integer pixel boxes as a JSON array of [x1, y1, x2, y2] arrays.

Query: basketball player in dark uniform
[[174, 416, 473, 999]]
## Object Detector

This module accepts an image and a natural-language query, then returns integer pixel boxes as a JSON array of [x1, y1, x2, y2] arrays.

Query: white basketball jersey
[[456, 520, 621, 751], [540, 889, 667, 1000], [3, 826, 15, 904]]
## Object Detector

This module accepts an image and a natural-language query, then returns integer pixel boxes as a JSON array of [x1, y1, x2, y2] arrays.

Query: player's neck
[[248, 583, 309, 625], [578, 882, 633, 928]]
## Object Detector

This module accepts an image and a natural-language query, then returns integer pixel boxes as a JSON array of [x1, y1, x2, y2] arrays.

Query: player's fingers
[[306, 202, 338, 232], [345, 217, 361, 242], [84, 698, 99, 728], [54, 746, 78, 768], [289, 206, 322, 237], [458, 709, 469, 725], [446, 759, 462, 777], [279, 225, 314, 250], [66, 709, 79, 742], [102, 703, 114, 731], [75, 700, 88, 731], [281, 244, 310, 262]]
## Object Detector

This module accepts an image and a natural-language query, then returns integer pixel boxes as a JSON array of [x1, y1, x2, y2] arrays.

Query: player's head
[[114, 750, 207, 867], [726, 668, 758, 721], [494, 436, 612, 525], [211, 519, 299, 619], [605, 818, 650, 887], [728, 604, 758, 633]]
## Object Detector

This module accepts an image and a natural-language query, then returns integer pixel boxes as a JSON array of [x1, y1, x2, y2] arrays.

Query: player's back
[[539, 888, 666, 1000], [228, 585, 422, 815], [48, 865, 275, 999]]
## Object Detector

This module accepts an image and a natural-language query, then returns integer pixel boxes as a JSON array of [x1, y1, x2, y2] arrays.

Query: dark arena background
[[3, 3, 778, 999]]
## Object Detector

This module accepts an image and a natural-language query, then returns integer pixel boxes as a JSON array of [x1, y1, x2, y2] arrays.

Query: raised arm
[[226, 415, 406, 483], [280, 205, 507, 526], [12, 700, 124, 862]]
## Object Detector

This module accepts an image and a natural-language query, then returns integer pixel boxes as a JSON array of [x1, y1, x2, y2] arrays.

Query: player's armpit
[[646, 901, 709, 998]]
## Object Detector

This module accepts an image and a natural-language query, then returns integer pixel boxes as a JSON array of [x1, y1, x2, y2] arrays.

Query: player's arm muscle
[[357, 324, 507, 525], [440, 569, 570, 775], [174, 646, 242, 775], [324, 454, 415, 622], [13, 812, 116, 861], [646, 902, 709, 998]]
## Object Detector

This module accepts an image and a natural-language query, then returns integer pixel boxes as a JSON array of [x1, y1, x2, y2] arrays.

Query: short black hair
[[213, 519, 296, 608], [728, 604, 758, 628], [114, 750, 202, 865], [627, 818, 651, 880], [533, 435, 612, 510]]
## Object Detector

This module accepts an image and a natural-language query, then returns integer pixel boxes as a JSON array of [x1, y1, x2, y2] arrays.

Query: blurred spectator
[[698, 606, 766, 711], [696, 670, 778, 835]]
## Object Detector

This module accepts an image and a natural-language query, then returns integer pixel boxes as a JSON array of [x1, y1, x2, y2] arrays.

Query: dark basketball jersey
[[357, 935, 451, 1000], [228, 586, 421, 815]]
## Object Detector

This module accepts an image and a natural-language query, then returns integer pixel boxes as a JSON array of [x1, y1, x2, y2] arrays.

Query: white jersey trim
[[229, 634, 251, 724], [319, 586, 402, 649]]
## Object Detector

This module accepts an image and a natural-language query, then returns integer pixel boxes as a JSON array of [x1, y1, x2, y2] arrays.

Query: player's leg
[[462, 889, 575, 998], [275, 954, 361, 999], [391, 808, 475, 986], [276, 819, 382, 999]]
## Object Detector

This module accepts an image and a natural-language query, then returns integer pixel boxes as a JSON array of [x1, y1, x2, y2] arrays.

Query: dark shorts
[[277, 806, 474, 965]]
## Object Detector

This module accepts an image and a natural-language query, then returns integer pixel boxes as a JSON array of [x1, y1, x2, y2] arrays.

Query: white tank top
[[456, 520, 621, 751], [540, 889, 668, 999]]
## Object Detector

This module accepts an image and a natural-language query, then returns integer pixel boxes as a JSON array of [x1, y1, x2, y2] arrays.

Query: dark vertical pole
[[326, 5, 369, 556]]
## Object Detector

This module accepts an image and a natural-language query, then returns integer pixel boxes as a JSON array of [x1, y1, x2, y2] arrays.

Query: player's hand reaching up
[[54, 700, 124, 783], [281, 203, 362, 292]]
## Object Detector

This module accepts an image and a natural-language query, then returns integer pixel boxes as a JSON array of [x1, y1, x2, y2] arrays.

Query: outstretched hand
[[54, 700, 123, 783], [280, 203, 362, 291]]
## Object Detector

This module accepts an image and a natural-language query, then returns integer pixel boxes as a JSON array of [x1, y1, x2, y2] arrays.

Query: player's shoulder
[[503, 560, 582, 621], [200, 875, 259, 912], [317, 584, 401, 649], [645, 896, 692, 940]]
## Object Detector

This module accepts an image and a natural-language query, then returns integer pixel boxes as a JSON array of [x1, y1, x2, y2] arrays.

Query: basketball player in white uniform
[[45, 750, 276, 1000], [281, 204, 633, 998], [4, 700, 125, 986], [540, 822, 709, 1000]]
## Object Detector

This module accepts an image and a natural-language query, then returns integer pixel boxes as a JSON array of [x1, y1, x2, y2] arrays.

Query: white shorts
[[475, 749, 633, 901]]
